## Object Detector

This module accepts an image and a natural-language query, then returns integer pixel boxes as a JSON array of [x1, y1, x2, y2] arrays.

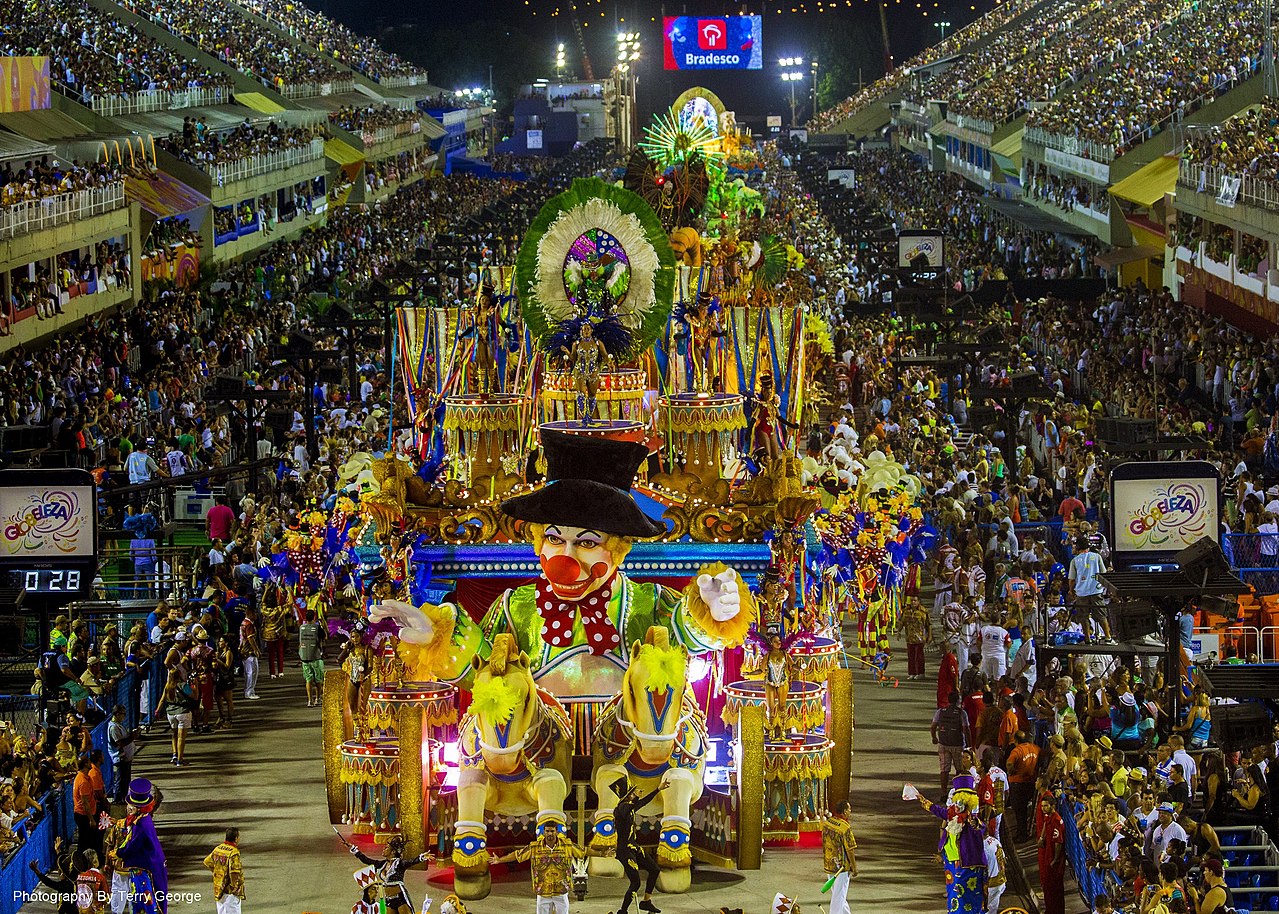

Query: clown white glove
[[370, 599, 436, 644], [697, 569, 741, 622]]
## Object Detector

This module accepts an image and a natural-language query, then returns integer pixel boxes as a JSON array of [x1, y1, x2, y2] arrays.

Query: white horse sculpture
[[452, 633, 572, 900]]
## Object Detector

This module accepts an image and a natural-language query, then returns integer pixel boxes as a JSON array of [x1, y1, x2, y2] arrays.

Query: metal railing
[[86, 85, 231, 117], [1178, 159, 1279, 212], [0, 183, 127, 240], [1024, 126, 1117, 165], [360, 120, 425, 147], [1219, 533, 1279, 574], [279, 78, 355, 99], [208, 137, 326, 186], [377, 74, 428, 89]]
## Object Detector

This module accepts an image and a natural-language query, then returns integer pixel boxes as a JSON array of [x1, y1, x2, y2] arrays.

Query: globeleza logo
[[697, 19, 728, 51], [1123, 481, 1209, 549], [2, 489, 86, 554]]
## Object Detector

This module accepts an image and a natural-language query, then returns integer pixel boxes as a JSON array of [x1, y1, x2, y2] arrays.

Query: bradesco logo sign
[[663, 16, 763, 70], [698, 19, 728, 50]]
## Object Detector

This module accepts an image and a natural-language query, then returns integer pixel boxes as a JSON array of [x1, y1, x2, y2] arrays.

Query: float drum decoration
[[590, 625, 707, 893], [452, 633, 573, 900]]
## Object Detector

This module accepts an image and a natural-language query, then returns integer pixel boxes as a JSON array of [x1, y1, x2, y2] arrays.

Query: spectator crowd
[[948, 0, 1187, 127], [234, 0, 426, 83], [158, 117, 324, 172], [1181, 98, 1279, 194], [122, 0, 348, 91], [806, 0, 1040, 132], [1026, 0, 1268, 159], [0, 157, 122, 208], [328, 104, 422, 136], [0, 0, 232, 104]]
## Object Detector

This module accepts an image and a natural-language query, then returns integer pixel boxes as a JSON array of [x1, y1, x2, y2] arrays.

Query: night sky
[[313, 0, 1000, 120]]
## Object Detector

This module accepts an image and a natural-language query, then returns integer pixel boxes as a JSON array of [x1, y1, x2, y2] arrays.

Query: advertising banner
[[0, 57, 51, 112], [663, 16, 762, 70], [1110, 461, 1220, 562], [0, 483, 95, 558]]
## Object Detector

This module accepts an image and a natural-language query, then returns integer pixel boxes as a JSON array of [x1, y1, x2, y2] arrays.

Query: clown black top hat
[[501, 428, 665, 538]]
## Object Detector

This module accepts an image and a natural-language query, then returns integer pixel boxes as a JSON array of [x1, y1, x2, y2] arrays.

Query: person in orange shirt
[[73, 756, 103, 859], [1006, 731, 1040, 842], [88, 749, 108, 818], [997, 693, 1020, 751]]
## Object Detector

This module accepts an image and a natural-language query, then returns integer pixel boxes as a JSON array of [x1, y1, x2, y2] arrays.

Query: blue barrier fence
[[1057, 796, 1109, 909], [0, 660, 163, 914]]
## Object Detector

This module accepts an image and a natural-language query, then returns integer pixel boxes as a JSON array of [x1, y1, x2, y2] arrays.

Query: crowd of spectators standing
[[0, 0, 232, 104], [122, 0, 347, 90], [1024, 164, 1110, 216], [232, 0, 426, 82], [1026, 0, 1267, 159], [158, 117, 324, 172]]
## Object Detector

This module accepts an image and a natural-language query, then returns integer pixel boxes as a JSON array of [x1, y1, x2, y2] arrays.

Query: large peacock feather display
[[515, 177, 675, 362]]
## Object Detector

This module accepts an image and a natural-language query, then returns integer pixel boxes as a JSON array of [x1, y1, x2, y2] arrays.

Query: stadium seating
[[1025, 0, 1267, 160]]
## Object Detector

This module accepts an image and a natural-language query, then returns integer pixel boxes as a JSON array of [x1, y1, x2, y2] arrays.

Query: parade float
[[298, 119, 936, 902]]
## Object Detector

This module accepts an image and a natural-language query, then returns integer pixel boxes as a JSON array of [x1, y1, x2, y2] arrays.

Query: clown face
[[537, 524, 622, 601]]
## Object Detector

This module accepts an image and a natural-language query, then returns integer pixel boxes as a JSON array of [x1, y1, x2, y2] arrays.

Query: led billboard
[[663, 16, 762, 71]]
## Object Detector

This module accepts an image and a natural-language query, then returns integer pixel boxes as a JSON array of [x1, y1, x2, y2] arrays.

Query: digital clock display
[[14, 569, 85, 593]]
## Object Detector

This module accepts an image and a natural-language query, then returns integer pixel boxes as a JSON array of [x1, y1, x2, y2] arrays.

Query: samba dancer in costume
[[750, 372, 783, 462], [347, 834, 434, 914], [562, 320, 611, 424], [762, 634, 794, 739]]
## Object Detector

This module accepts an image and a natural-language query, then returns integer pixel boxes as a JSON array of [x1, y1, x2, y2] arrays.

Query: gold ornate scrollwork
[[438, 508, 500, 544]]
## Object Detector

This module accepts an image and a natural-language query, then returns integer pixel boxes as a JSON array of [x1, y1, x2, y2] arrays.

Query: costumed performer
[[489, 825, 598, 914], [562, 320, 611, 424], [750, 372, 783, 462], [762, 634, 794, 738], [611, 775, 669, 914], [117, 779, 167, 914], [916, 774, 986, 914], [347, 833, 434, 914], [821, 800, 858, 914]]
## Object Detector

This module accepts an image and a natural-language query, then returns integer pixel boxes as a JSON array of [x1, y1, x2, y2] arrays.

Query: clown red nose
[[540, 554, 610, 586]]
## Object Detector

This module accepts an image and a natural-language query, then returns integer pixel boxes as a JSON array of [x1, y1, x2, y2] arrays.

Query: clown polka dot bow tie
[[535, 576, 619, 654]]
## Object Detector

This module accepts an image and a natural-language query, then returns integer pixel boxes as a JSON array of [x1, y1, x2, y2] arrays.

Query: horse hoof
[[453, 871, 491, 900], [657, 867, 691, 894], [589, 858, 624, 878]]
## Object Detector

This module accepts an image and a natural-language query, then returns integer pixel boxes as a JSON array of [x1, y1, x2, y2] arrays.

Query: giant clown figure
[[373, 428, 756, 895]]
